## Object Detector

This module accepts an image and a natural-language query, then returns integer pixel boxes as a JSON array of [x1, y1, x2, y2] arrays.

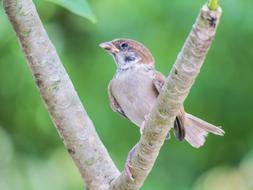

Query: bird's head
[[100, 39, 154, 70]]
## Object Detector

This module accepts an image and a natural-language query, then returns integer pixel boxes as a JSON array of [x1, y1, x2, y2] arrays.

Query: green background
[[0, 0, 253, 189]]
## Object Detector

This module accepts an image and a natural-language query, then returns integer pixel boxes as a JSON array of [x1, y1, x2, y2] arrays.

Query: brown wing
[[174, 109, 186, 141], [108, 81, 129, 120], [152, 71, 166, 95], [152, 71, 185, 141]]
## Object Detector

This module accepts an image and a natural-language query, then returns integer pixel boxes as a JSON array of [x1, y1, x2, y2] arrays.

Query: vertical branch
[[3, 0, 120, 189], [110, 4, 222, 190]]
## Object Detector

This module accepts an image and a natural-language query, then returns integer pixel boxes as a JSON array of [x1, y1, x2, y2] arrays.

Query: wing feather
[[152, 72, 186, 141], [108, 81, 129, 120]]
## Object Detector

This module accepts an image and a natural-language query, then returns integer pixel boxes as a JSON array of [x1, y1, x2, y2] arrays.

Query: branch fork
[[3, 0, 222, 189]]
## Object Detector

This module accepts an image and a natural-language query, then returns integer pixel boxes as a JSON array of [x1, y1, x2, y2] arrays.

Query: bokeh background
[[1, 0, 253, 189]]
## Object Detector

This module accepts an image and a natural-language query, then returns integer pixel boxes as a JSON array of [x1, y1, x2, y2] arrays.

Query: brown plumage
[[100, 38, 224, 148], [109, 39, 155, 65]]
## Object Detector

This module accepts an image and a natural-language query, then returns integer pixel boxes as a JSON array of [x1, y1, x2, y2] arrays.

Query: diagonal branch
[[109, 4, 222, 190], [3, 0, 223, 189], [3, 0, 120, 189]]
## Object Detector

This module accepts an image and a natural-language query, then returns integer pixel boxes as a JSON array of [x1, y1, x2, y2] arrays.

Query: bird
[[100, 38, 224, 179]]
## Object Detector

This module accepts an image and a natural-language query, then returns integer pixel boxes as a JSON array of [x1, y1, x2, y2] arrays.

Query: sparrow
[[100, 38, 224, 179]]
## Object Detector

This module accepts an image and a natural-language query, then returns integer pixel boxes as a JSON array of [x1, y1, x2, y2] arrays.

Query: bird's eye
[[120, 43, 129, 50]]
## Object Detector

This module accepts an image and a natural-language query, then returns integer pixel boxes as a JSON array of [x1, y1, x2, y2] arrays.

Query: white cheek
[[131, 57, 141, 64], [117, 55, 126, 66], [114, 53, 127, 67]]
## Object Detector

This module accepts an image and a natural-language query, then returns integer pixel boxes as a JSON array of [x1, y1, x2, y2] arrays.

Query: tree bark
[[109, 5, 222, 190], [3, 0, 222, 190], [3, 0, 119, 189]]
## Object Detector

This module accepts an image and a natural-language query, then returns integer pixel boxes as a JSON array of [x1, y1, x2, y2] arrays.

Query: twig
[[109, 4, 222, 190], [208, 0, 219, 10], [3, 0, 120, 189]]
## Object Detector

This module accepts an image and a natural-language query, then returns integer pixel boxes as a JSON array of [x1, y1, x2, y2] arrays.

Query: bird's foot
[[124, 144, 137, 181], [139, 114, 150, 135], [139, 120, 145, 135]]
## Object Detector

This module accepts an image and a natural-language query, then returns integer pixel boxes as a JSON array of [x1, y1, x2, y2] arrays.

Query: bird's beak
[[99, 41, 120, 54]]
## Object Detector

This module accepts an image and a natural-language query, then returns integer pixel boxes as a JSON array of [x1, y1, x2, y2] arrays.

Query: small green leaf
[[208, 0, 219, 10], [46, 0, 97, 23]]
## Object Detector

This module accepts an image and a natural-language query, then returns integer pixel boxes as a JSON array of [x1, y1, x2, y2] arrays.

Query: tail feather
[[184, 113, 225, 148]]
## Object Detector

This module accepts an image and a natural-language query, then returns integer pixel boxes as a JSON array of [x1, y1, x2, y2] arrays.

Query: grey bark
[[3, 0, 222, 189], [3, 0, 120, 189], [109, 5, 222, 190]]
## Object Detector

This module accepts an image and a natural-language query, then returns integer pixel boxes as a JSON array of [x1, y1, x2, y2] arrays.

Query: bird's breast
[[111, 68, 157, 127]]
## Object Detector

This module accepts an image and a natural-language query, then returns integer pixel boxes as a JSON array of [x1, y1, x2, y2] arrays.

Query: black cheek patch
[[124, 56, 135, 62]]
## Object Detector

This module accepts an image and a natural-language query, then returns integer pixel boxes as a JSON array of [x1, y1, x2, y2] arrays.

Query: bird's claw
[[124, 162, 134, 181], [124, 144, 137, 181], [139, 120, 145, 135], [139, 114, 149, 135]]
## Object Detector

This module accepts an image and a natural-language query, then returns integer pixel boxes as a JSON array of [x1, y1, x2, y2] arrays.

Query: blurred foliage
[[45, 0, 97, 23], [0, 0, 253, 189], [194, 152, 253, 190]]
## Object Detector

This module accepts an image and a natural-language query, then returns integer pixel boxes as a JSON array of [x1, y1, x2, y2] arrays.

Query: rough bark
[[3, 0, 120, 189], [3, 0, 222, 189], [109, 5, 222, 190]]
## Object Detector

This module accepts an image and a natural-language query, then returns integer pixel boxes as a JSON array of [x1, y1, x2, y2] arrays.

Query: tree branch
[[4, 0, 223, 189], [3, 0, 120, 189], [109, 4, 222, 190]]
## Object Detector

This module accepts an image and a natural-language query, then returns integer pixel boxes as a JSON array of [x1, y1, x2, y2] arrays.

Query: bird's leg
[[139, 121, 145, 135], [124, 144, 138, 180], [139, 114, 150, 134], [125, 133, 170, 180]]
